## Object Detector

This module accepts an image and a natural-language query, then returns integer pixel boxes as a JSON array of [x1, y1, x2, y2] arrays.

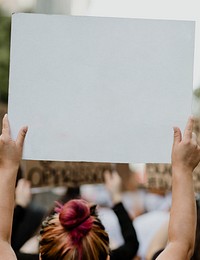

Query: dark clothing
[[16, 252, 39, 260], [110, 202, 139, 260], [12, 205, 26, 247], [12, 205, 46, 252], [152, 249, 164, 260]]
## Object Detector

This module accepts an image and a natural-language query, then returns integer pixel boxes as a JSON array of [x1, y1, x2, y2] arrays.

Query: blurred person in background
[[12, 177, 32, 250], [11, 174, 46, 255]]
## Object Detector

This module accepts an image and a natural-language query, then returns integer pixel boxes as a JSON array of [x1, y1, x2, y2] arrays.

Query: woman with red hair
[[39, 199, 110, 259], [39, 169, 139, 260]]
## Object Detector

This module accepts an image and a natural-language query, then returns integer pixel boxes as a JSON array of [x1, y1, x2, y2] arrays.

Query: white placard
[[8, 13, 195, 163], [87, 0, 200, 90]]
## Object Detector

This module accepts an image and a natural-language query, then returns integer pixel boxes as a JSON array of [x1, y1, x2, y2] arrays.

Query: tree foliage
[[194, 88, 200, 99], [0, 9, 11, 103]]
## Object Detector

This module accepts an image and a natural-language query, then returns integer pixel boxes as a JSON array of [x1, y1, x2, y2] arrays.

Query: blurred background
[[0, 1, 200, 259]]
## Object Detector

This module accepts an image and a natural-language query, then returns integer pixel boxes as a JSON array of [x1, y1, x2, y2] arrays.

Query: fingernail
[[23, 126, 28, 133]]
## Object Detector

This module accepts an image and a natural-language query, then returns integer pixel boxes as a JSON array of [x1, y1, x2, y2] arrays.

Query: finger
[[2, 114, 10, 136], [111, 171, 121, 180], [183, 116, 194, 140], [192, 133, 200, 151], [112, 170, 119, 176], [192, 132, 197, 142], [17, 178, 23, 186], [26, 180, 31, 189], [23, 179, 31, 188], [16, 126, 28, 148], [173, 127, 182, 145], [18, 179, 27, 188], [104, 170, 112, 183]]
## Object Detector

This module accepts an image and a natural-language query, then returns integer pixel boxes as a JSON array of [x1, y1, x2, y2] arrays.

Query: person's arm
[[157, 116, 200, 260], [15, 178, 32, 208], [104, 171, 139, 260], [0, 114, 27, 259], [145, 219, 168, 260], [12, 178, 32, 250]]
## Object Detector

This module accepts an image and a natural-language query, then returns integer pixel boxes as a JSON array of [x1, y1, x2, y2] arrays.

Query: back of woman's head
[[39, 199, 110, 260]]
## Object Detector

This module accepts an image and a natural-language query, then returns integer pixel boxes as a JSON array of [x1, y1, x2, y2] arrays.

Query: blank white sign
[[87, 0, 200, 90], [8, 13, 195, 163]]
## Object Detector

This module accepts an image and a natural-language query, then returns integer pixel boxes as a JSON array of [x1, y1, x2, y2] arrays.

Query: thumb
[[173, 127, 182, 145], [16, 126, 28, 148]]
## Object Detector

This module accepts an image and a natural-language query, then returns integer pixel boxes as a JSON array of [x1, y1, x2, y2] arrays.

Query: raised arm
[[157, 117, 200, 260], [104, 171, 139, 260], [0, 114, 27, 259]]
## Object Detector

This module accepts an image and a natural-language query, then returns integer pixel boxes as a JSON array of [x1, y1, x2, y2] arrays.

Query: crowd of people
[[0, 114, 200, 259]]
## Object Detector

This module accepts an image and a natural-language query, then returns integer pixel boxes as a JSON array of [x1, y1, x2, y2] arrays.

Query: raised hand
[[104, 170, 122, 205], [157, 117, 200, 260], [0, 114, 28, 259], [15, 179, 32, 208], [172, 116, 200, 172], [0, 114, 28, 171]]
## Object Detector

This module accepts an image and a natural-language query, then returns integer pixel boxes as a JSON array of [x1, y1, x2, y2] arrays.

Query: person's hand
[[104, 170, 122, 205], [0, 114, 28, 172], [15, 178, 32, 208], [172, 116, 200, 172]]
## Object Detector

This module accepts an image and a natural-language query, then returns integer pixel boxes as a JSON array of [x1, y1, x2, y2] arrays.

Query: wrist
[[0, 166, 19, 178], [111, 193, 122, 205], [172, 166, 193, 182], [172, 165, 193, 175], [15, 200, 28, 208]]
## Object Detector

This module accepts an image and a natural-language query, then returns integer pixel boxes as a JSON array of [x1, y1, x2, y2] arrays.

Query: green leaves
[[0, 11, 11, 103], [194, 88, 200, 99]]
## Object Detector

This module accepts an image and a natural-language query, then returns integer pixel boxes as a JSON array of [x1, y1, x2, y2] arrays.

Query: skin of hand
[[0, 114, 28, 172], [104, 170, 122, 205], [0, 114, 27, 259], [157, 116, 200, 260], [172, 116, 200, 172], [15, 178, 32, 208]]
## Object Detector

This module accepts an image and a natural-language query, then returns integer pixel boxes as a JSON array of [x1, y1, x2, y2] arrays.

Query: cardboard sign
[[21, 160, 133, 189], [8, 13, 195, 163], [24, 161, 113, 187]]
